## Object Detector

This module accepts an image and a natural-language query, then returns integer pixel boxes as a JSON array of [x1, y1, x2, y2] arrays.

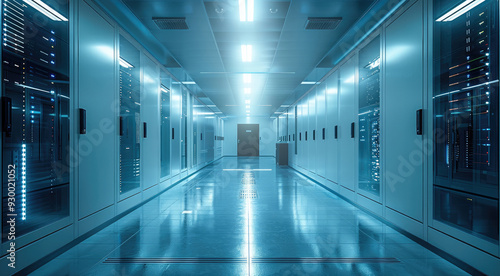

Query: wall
[[223, 117, 277, 156]]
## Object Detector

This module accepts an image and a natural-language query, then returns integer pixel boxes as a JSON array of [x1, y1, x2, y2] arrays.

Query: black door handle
[[351, 122, 355, 138], [313, 130, 316, 141], [2, 97, 12, 137], [334, 125, 338, 139], [299, 132, 301, 141], [416, 109, 423, 135], [201, 133, 203, 140], [119, 116, 124, 136], [322, 128, 326, 140], [172, 128, 175, 140], [79, 108, 86, 134], [143, 122, 147, 138], [305, 131, 308, 141]]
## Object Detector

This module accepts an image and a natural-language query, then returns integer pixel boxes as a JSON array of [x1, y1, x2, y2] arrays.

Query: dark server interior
[[1, 0, 70, 241], [358, 36, 381, 196], [433, 0, 499, 241], [119, 35, 141, 195]]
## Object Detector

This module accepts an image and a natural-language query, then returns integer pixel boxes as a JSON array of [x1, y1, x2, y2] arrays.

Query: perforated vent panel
[[305, 17, 342, 30], [153, 17, 189, 30]]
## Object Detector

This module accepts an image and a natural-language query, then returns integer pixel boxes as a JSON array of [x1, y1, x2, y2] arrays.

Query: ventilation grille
[[305, 17, 342, 30], [240, 189, 258, 199], [153, 17, 189, 30]]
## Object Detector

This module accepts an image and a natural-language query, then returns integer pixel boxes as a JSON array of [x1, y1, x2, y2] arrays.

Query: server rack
[[358, 36, 381, 196], [433, 0, 499, 242], [119, 35, 141, 195], [1, 0, 70, 240]]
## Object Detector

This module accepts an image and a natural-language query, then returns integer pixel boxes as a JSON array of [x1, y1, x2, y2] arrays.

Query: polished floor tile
[[31, 157, 468, 275]]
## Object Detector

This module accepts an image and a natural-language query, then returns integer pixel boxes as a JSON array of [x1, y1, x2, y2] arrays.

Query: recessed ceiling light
[[241, 45, 252, 62], [119, 58, 134, 68], [246, 105, 250, 109], [239, 0, 254, 22], [243, 74, 252, 83], [301, 81, 318, 85], [172, 81, 196, 85], [244, 88, 251, 94], [436, 0, 484, 22], [160, 85, 170, 93], [24, 0, 68, 21], [182, 210, 193, 214]]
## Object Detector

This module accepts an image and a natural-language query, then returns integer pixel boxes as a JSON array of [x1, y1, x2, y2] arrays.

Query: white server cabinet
[[140, 54, 161, 190], [316, 83, 327, 178], [338, 56, 358, 193], [326, 71, 340, 184]]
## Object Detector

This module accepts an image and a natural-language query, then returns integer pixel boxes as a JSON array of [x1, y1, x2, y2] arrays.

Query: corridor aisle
[[32, 157, 467, 275]]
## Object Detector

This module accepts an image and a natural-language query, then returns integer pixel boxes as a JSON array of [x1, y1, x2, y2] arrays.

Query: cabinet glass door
[[119, 36, 141, 195], [358, 36, 381, 196], [160, 81, 170, 178], [1, 0, 70, 240], [433, 0, 499, 241]]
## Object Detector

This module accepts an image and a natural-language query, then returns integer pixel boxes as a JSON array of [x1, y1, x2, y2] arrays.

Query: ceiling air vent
[[153, 17, 189, 30], [305, 17, 342, 30]]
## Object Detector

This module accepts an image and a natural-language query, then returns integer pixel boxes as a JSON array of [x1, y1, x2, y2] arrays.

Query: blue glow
[[446, 145, 449, 165], [50, 61, 55, 65], [21, 144, 26, 220]]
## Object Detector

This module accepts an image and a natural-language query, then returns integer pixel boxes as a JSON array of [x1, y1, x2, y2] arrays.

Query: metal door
[[237, 124, 259, 156]]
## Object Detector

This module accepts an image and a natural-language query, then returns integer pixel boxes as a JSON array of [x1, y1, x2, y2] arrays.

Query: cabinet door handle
[[172, 128, 175, 140], [416, 109, 423, 135], [201, 133, 203, 140], [2, 97, 12, 137], [143, 122, 147, 138], [351, 122, 355, 138], [119, 116, 124, 136], [305, 131, 308, 141], [322, 128, 326, 140], [313, 130, 316, 141], [79, 108, 86, 134], [334, 125, 338, 139]]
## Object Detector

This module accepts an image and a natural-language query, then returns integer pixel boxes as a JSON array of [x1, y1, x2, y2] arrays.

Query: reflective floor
[[32, 157, 467, 275]]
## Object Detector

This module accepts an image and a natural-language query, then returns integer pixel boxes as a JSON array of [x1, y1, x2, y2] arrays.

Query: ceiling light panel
[[24, 0, 68, 21], [239, 0, 254, 22], [436, 0, 484, 22], [241, 45, 252, 62], [243, 74, 252, 83]]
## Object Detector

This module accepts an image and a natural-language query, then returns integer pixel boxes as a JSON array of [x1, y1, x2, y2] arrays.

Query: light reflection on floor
[[31, 157, 468, 275]]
